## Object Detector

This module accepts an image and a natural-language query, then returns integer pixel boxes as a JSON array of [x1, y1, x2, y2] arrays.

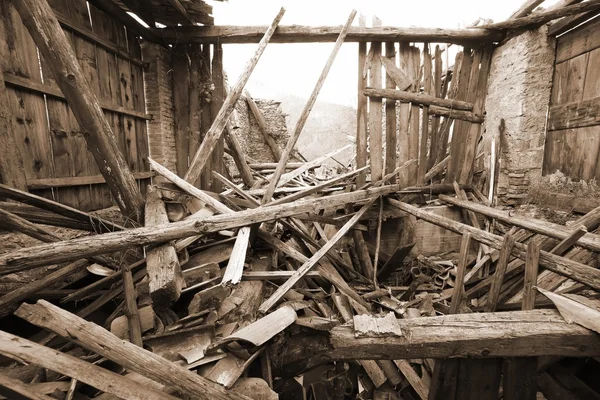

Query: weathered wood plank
[[153, 25, 504, 44], [548, 95, 600, 131], [556, 16, 600, 63]]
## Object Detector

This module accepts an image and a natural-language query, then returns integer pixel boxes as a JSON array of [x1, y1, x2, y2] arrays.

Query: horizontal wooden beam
[[364, 88, 474, 110], [548, 9, 600, 36], [27, 171, 154, 190], [0, 184, 401, 272], [547, 96, 600, 131], [3, 73, 152, 120], [429, 105, 484, 123], [270, 309, 600, 376], [152, 25, 504, 44]]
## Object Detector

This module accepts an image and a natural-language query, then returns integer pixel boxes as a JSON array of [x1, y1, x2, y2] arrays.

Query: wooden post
[[356, 14, 368, 188], [369, 16, 383, 183], [144, 186, 185, 308], [384, 41, 397, 182], [260, 10, 357, 204], [449, 232, 471, 314], [210, 43, 225, 192], [486, 234, 515, 312], [184, 8, 285, 186], [0, 71, 27, 191], [428, 45, 443, 171], [11, 0, 144, 221], [523, 240, 541, 310], [417, 44, 432, 185], [120, 262, 143, 347], [408, 46, 420, 185]]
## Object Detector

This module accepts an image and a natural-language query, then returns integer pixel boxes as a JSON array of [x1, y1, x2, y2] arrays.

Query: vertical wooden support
[[503, 358, 537, 400], [173, 47, 191, 177], [435, 51, 463, 166], [408, 46, 421, 185], [486, 234, 515, 312], [397, 42, 412, 185], [369, 16, 383, 183], [0, 71, 27, 191], [356, 14, 368, 188], [245, 90, 282, 161], [184, 8, 285, 186], [428, 45, 443, 171], [210, 43, 225, 192], [260, 10, 356, 204], [449, 232, 471, 314], [144, 186, 185, 308], [11, 0, 144, 220], [417, 44, 432, 185], [523, 240, 541, 310], [189, 44, 202, 168], [384, 41, 397, 183], [199, 44, 213, 190], [120, 262, 143, 347]]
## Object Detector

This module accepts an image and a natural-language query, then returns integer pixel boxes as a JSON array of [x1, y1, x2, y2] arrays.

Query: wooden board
[[556, 16, 600, 63]]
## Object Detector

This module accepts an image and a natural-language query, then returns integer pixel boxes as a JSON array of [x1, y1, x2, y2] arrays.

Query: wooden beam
[[224, 124, 255, 188], [269, 310, 600, 376], [144, 186, 184, 308], [369, 18, 384, 183], [480, 0, 600, 30], [11, 0, 145, 221], [184, 8, 285, 185], [356, 15, 368, 188], [438, 195, 600, 253], [86, 0, 159, 42], [364, 88, 474, 110], [0, 330, 177, 400], [26, 171, 154, 190], [152, 25, 504, 44], [428, 106, 484, 123], [14, 301, 250, 400], [449, 232, 470, 314], [509, 0, 545, 19], [260, 11, 357, 204], [0, 184, 401, 271], [486, 234, 515, 312], [548, 7, 598, 36], [0, 373, 55, 400], [0, 71, 27, 191], [389, 199, 600, 290], [165, 0, 196, 25]]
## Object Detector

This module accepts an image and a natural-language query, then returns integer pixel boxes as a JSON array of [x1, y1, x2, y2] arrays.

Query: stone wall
[[482, 26, 555, 205], [142, 43, 177, 174]]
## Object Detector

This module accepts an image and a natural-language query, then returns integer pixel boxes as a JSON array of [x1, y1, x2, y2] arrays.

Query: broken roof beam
[[15, 300, 251, 400], [165, 0, 196, 25], [11, 0, 145, 221], [153, 25, 503, 44], [0, 184, 401, 270], [509, 0, 546, 19], [270, 310, 600, 376], [389, 199, 600, 291], [477, 0, 600, 30]]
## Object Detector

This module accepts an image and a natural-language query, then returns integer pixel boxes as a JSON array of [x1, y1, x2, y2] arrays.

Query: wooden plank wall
[[0, 0, 150, 211], [543, 17, 600, 181], [172, 44, 224, 192], [361, 38, 491, 186]]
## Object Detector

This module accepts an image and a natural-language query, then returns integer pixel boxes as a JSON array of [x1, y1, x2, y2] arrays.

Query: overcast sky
[[209, 0, 561, 106]]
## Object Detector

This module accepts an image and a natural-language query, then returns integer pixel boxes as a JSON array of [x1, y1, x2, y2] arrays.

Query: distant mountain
[[271, 93, 357, 167]]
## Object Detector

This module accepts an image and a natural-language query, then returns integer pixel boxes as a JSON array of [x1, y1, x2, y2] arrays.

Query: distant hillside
[[272, 93, 356, 167]]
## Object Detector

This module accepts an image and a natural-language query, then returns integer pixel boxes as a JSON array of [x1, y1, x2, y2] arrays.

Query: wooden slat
[[548, 95, 600, 131], [173, 47, 191, 177], [384, 41, 396, 182], [522, 240, 541, 310], [369, 27, 383, 183], [210, 43, 225, 192], [356, 15, 368, 188], [417, 44, 432, 184], [556, 16, 600, 63]]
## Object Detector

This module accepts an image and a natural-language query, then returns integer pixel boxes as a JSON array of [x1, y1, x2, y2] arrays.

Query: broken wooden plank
[[224, 124, 256, 188], [15, 300, 250, 400], [0, 373, 55, 400], [0, 330, 176, 400], [523, 241, 541, 310], [356, 14, 368, 188], [0, 70, 27, 191], [260, 10, 357, 204], [449, 233, 471, 314], [354, 312, 402, 337], [145, 186, 185, 308], [222, 227, 251, 285], [11, 0, 144, 219], [537, 287, 600, 334], [184, 8, 285, 185], [486, 234, 515, 312], [259, 198, 376, 313]]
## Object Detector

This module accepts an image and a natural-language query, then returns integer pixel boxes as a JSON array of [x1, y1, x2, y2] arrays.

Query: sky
[[208, 0, 562, 107]]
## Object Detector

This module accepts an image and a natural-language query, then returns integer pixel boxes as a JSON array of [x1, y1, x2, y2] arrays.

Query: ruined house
[[0, 0, 600, 399]]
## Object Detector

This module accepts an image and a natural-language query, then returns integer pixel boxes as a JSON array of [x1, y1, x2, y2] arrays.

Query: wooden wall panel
[[544, 18, 600, 182], [0, 0, 151, 211]]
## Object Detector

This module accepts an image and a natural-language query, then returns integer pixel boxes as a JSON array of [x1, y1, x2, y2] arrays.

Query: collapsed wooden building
[[1, 0, 600, 399]]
